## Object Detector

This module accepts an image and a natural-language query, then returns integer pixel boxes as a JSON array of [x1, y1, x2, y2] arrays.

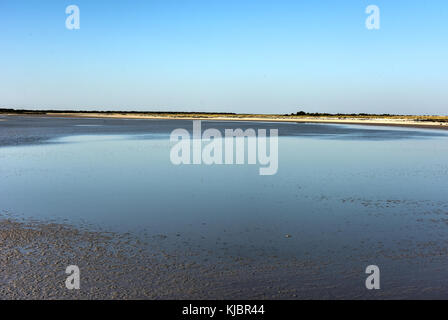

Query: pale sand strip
[[41, 113, 448, 130]]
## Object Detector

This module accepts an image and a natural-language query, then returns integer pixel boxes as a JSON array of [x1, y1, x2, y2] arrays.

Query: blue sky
[[1, 0, 447, 114]]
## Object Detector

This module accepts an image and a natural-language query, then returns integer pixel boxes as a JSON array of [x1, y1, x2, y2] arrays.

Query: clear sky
[[1, 0, 447, 114]]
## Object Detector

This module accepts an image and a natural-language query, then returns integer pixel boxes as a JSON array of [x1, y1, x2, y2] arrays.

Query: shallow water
[[1, 116, 448, 298]]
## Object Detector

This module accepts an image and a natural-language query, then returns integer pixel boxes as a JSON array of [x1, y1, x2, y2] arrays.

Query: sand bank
[[2, 111, 447, 130], [41, 113, 448, 130]]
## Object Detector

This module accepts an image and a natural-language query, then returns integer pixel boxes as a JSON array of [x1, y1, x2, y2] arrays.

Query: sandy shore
[[2, 112, 448, 130], [0, 216, 328, 300], [2, 213, 448, 300], [47, 113, 448, 130]]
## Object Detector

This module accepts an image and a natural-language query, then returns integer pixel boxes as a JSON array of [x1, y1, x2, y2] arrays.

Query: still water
[[1, 116, 448, 297]]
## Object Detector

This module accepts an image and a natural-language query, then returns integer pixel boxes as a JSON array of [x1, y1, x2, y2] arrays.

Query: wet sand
[[0, 215, 338, 300], [2, 210, 448, 300]]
